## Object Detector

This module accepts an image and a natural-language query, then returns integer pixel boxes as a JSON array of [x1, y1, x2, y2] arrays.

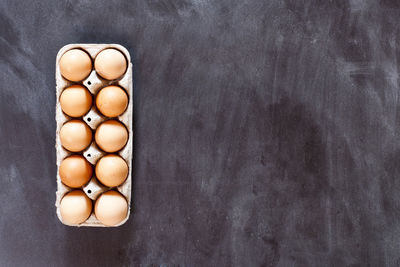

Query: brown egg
[[60, 120, 92, 152], [95, 155, 128, 187], [60, 190, 92, 225], [59, 49, 92, 82], [59, 155, 92, 188], [94, 49, 127, 80], [95, 191, 128, 226], [95, 120, 128, 152], [60, 85, 92, 117], [96, 86, 128, 117]]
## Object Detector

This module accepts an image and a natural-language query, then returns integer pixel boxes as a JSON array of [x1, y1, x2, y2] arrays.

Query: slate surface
[[1, 0, 400, 266]]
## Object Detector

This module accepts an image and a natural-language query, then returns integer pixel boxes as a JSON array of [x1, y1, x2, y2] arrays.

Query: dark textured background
[[1, 0, 400, 266]]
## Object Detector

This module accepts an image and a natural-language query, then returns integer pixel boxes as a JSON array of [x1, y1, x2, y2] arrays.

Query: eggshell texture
[[60, 120, 92, 152], [95, 120, 128, 152], [60, 190, 92, 225], [96, 154, 128, 187], [60, 155, 92, 188], [59, 49, 92, 82], [96, 86, 128, 117], [95, 191, 128, 226], [60, 85, 92, 117], [94, 49, 127, 80]]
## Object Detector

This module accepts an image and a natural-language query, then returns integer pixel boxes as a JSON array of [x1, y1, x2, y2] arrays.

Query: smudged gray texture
[[1, 0, 400, 266]]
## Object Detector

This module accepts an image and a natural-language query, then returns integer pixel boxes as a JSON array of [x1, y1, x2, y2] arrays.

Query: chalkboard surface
[[1, 1, 399, 266]]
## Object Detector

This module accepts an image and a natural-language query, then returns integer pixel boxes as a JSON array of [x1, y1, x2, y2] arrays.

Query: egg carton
[[55, 44, 133, 227]]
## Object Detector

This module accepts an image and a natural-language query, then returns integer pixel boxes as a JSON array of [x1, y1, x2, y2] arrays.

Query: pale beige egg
[[94, 49, 127, 80], [60, 120, 92, 152], [96, 86, 128, 117], [95, 120, 128, 152], [60, 85, 92, 117], [95, 154, 128, 187], [59, 155, 92, 188], [95, 191, 128, 226], [59, 49, 92, 82], [60, 190, 92, 225]]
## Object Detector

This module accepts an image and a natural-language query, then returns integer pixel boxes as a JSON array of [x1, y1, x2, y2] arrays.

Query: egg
[[60, 85, 92, 117], [95, 190, 128, 226], [59, 155, 92, 188], [95, 120, 128, 152], [59, 49, 92, 82], [94, 49, 127, 80], [60, 190, 92, 225], [95, 154, 128, 187], [60, 120, 92, 152], [96, 86, 128, 117]]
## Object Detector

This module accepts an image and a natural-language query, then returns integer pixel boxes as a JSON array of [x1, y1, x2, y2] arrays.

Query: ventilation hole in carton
[[87, 190, 92, 194], [87, 154, 91, 157], [87, 81, 91, 85], [87, 117, 91, 122]]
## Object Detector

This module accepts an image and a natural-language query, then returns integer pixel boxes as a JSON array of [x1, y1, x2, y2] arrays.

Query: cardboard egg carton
[[55, 44, 133, 227]]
